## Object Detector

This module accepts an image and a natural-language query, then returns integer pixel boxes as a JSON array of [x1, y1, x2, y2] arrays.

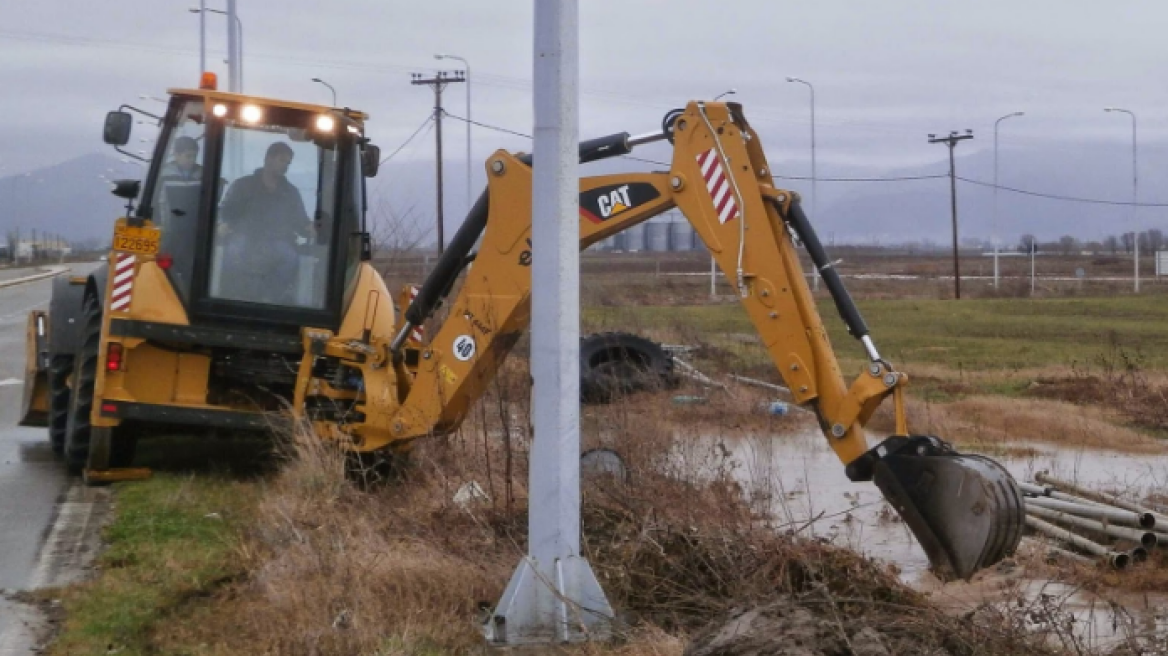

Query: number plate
[[113, 225, 161, 255]]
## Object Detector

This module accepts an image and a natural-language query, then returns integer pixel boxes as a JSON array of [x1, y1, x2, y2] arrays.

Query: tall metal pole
[[993, 112, 1024, 290], [436, 54, 472, 214], [435, 87, 444, 253], [225, 0, 238, 93], [1105, 108, 1139, 293], [198, 0, 206, 74], [948, 143, 959, 299], [235, 16, 243, 92], [312, 78, 337, 106], [929, 130, 974, 299], [786, 78, 816, 220], [194, 7, 242, 92], [412, 72, 464, 254], [488, 0, 611, 644]]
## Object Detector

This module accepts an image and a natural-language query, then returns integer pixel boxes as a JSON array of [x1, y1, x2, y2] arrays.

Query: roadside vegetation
[[41, 255, 1168, 654], [44, 379, 1065, 655], [585, 280, 1168, 450]]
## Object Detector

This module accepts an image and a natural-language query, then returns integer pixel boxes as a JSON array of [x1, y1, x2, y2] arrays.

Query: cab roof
[[166, 88, 369, 124]]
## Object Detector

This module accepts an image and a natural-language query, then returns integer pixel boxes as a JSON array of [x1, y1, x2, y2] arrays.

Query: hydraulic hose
[[778, 199, 871, 346], [393, 189, 489, 353]]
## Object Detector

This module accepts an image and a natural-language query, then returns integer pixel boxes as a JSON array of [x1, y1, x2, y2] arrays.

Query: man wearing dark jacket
[[217, 141, 311, 304]]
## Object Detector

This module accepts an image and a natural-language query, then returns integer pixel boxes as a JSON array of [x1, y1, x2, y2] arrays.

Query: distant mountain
[[8, 138, 1165, 251], [0, 153, 142, 245]]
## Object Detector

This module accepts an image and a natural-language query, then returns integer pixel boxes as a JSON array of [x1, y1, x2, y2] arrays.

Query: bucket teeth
[[869, 436, 1023, 580]]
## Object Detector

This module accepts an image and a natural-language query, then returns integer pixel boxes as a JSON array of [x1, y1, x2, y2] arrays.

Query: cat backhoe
[[20, 78, 1022, 580]]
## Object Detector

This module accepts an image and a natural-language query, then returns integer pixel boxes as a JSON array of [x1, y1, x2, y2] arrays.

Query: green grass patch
[[48, 474, 255, 656], [584, 295, 1168, 373]]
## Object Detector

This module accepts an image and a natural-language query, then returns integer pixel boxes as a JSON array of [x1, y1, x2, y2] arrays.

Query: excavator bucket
[[867, 436, 1024, 581]]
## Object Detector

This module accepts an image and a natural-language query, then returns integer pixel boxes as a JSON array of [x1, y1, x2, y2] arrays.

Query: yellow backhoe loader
[[20, 78, 1023, 580]]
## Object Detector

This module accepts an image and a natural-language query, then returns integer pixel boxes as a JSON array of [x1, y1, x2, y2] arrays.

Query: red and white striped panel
[[110, 253, 136, 312], [408, 285, 424, 343], [696, 148, 740, 224]]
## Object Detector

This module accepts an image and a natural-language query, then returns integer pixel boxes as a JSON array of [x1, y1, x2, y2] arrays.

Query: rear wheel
[[87, 426, 138, 473], [47, 354, 73, 456], [63, 294, 101, 475]]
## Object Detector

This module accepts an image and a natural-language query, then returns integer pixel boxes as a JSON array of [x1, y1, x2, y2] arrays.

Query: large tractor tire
[[63, 294, 102, 475], [579, 332, 679, 404], [47, 354, 73, 456], [87, 426, 138, 473]]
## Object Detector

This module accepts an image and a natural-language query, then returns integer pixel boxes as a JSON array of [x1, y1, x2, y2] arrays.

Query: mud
[[684, 601, 894, 656]]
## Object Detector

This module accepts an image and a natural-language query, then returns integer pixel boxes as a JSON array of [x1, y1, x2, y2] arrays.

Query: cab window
[[151, 100, 206, 300], [206, 116, 337, 310]]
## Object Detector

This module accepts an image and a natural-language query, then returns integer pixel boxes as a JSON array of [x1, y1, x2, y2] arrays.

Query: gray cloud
[[3, 0, 1166, 241]]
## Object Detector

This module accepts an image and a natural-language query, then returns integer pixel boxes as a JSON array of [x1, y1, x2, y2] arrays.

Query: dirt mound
[[684, 596, 1035, 656], [685, 601, 892, 656]]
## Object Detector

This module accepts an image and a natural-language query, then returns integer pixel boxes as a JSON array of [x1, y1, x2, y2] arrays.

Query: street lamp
[[1104, 107, 1138, 293], [785, 78, 817, 220], [435, 53, 472, 213], [712, 88, 736, 101], [189, 6, 243, 92], [311, 78, 337, 106], [786, 77, 818, 290], [992, 111, 1024, 290]]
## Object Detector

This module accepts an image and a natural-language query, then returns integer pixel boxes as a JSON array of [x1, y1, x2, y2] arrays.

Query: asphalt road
[[0, 266, 107, 654]]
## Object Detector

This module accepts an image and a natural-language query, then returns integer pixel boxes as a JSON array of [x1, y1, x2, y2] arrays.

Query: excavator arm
[[297, 101, 1023, 580]]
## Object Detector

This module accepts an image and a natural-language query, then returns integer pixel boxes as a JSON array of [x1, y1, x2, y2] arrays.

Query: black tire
[[64, 294, 102, 476], [47, 354, 74, 456], [579, 332, 679, 404], [85, 426, 139, 481]]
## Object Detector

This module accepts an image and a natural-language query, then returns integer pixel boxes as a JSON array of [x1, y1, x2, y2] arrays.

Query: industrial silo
[[646, 221, 669, 252], [624, 224, 645, 252], [669, 221, 694, 251]]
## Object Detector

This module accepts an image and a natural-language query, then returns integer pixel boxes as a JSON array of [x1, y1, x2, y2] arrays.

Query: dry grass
[[863, 393, 1168, 455], [126, 377, 1080, 656]]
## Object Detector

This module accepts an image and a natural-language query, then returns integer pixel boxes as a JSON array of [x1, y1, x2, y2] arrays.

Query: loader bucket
[[19, 310, 50, 428], [865, 436, 1023, 581]]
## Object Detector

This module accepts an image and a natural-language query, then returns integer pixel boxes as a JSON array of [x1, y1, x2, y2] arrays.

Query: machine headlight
[[212, 103, 228, 118], [241, 104, 263, 123], [315, 115, 336, 132]]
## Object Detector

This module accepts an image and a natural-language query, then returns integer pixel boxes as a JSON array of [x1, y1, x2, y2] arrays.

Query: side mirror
[[103, 111, 133, 146], [110, 179, 140, 200], [362, 144, 381, 178]]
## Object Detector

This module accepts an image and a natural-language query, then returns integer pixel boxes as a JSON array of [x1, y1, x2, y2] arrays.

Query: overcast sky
[[3, 1, 1167, 207]]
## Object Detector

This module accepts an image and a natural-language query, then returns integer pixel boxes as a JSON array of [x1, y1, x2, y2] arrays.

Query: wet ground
[[696, 421, 1168, 651], [0, 265, 105, 655]]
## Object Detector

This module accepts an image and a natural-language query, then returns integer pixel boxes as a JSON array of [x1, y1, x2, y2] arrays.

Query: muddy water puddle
[[683, 425, 1168, 649]]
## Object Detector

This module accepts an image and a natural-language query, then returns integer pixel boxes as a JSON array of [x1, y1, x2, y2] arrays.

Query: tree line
[[1016, 230, 1164, 256]]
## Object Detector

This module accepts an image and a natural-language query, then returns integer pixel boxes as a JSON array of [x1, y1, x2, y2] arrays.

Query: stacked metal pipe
[[1021, 473, 1162, 570]]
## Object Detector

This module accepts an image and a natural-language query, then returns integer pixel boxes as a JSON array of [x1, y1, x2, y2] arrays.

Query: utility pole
[[929, 130, 974, 299], [226, 0, 238, 92], [412, 71, 465, 254]]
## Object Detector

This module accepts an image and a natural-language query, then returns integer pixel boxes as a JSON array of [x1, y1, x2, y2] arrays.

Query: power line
[[443, 112, 531, 139], [394, 110, 1168, 208], [444, 113, 672, 167], [774, 173, 948, 182], [379, 115, 433, 164], [957, 176, 1168, 207]]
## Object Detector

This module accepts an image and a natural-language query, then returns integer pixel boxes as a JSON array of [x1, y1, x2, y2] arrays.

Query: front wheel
[[47, 354, 73, 456], [63, 294, 102, 475]]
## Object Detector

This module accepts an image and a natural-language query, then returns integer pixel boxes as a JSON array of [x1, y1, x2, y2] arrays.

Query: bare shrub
[[157, 363, 1081, 655]]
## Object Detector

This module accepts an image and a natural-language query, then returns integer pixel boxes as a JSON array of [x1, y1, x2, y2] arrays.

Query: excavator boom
[[296, 101, 1023, 580]]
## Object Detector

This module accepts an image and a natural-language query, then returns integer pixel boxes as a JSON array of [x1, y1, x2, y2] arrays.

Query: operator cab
[[103, 78, 379, 331]]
